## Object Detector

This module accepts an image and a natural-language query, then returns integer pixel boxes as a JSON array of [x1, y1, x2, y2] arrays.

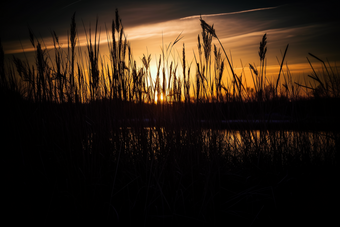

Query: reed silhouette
[[2, 9, 339, 225]]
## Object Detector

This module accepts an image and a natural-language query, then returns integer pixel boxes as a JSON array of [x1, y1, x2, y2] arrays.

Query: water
[[82, 126, 337, 164]]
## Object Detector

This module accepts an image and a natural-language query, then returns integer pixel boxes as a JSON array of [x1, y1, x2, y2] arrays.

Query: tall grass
[[2, 10, 339, 225]]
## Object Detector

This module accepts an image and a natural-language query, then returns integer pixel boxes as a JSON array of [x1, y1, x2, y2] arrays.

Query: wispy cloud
[[4, 2, 339, 78], [125, 19, 199, 41], [180, 6, 279, 20], [61, 0, 82, 10]]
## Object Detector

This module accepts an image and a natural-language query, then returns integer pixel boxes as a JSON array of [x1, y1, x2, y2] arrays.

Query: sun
[[155, 92, 164, 104]]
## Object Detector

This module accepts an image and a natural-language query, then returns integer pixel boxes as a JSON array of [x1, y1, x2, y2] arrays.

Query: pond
[[83, 125, 338, 165]]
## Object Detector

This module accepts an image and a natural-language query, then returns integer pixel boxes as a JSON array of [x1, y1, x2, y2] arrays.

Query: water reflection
[[83, 127, 337, 164]]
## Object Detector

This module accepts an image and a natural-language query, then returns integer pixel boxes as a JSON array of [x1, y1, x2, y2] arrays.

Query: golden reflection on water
[[85, 127, 337, 162]]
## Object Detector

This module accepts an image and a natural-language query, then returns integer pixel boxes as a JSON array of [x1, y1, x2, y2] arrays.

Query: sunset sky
[[1, 0, 339, 87]]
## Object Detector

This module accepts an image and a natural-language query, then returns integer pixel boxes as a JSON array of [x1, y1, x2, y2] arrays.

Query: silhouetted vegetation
[[2, 9, 339, 226]]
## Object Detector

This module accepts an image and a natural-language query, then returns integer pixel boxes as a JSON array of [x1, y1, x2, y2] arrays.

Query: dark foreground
[[3, 91, 339, 226]]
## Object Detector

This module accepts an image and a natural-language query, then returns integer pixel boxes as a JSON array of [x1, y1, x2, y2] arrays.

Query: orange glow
[[154, 92, 164, 104], [3, 10, 339, 102]]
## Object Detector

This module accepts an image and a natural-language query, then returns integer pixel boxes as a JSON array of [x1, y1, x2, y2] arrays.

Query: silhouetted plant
[[2, 9, 338, 226]]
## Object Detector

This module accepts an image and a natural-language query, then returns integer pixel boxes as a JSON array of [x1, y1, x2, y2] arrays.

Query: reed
[[294, 53, 340, 98], [2, 9, 339, 225]]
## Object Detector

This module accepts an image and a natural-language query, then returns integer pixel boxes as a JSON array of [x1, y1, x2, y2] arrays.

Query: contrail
[[180, 6, 279, 20], [61, 0, 82, 10]]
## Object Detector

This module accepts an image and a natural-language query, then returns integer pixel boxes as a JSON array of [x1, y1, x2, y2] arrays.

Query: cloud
[[4, 1, 339, 82], [61, 0, 82, 10], [180, 6, 280, 20]]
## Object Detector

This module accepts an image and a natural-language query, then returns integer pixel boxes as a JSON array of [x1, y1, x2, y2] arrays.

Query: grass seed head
[[259, 34, 267, 61], [200, 16, 217, 38]]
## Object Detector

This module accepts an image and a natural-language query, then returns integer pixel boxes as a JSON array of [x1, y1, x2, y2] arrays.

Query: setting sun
[[155, 92, 164, 103]]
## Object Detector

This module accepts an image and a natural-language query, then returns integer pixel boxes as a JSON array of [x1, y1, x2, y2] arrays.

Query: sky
[[1, 0, 339, 88]]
